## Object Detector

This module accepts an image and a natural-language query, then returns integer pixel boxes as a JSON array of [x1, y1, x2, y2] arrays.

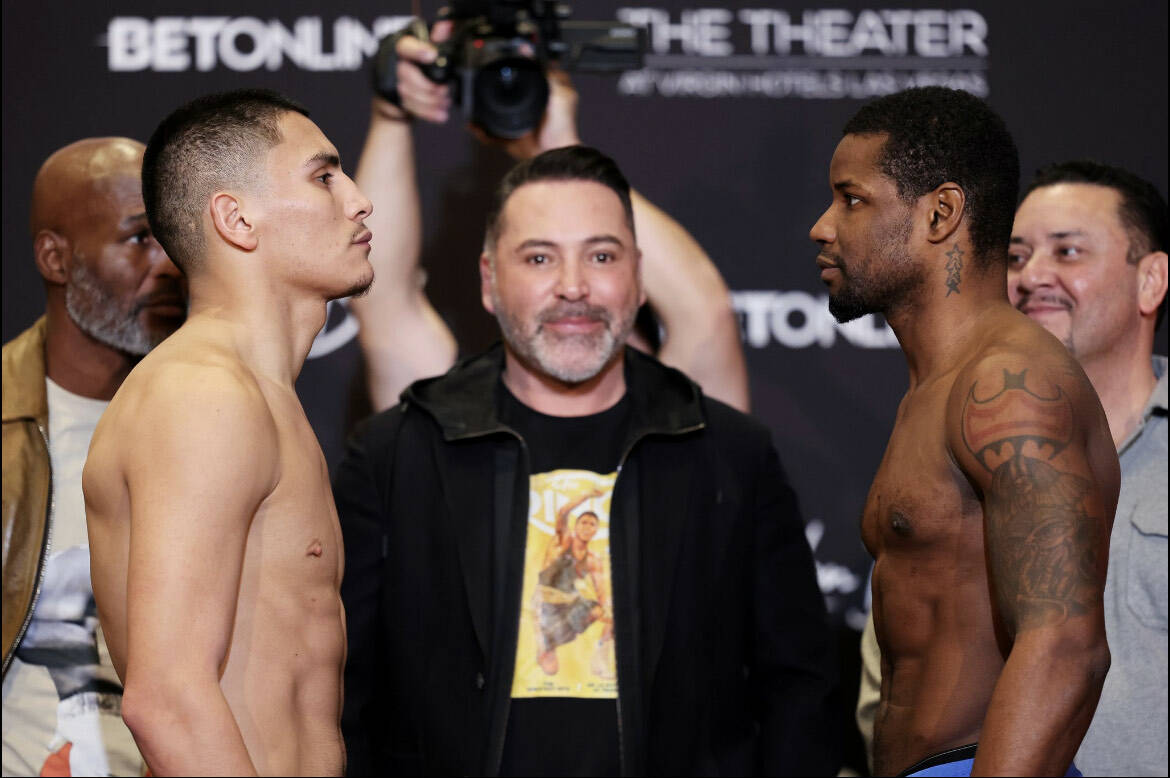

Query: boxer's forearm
[[972, 627, 1109, 775], [123, 675, 257, 776]]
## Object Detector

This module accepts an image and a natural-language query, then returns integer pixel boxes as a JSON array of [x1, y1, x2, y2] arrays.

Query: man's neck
[[187, 270, 329, 388], [885, 266, 1013, 387], [43, 307, 135, 401], [502, 348, 627, 417], [1079, 344, 1159, 450]]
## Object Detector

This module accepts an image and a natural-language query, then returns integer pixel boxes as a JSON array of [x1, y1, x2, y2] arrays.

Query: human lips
[[352, 229, 373, 246], [137, 290, 186, 317], [538, 304, 608, 334]]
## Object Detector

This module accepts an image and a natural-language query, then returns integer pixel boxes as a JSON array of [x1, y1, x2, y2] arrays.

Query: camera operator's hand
[[376, 20, 455, 123], [470, 68, 582, 159]]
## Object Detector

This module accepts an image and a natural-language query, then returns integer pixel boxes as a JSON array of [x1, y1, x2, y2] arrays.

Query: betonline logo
[[732, 290, 899, 349], [104, 16, 412, 72]]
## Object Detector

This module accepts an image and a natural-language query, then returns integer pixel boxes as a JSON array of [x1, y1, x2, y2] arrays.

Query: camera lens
[[472, 56, 549, 138]]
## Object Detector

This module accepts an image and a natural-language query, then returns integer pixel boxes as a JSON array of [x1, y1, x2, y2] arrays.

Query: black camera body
[[378, 1, 644, 139]]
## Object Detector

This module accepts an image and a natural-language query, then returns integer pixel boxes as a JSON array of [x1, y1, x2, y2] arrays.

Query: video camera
[[374, 1, 645, 139]]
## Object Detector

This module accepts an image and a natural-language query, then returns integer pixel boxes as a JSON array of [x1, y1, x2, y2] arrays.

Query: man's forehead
[[1017, 183, 1126, 234], [830, 133, 891, 186], [272, 111, 337, 164], [500, 180, 632, 240]]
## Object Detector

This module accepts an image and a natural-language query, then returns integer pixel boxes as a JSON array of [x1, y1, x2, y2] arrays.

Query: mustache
[[133, 285, 187, 312], [1016, 292, 1072, 312], [537, 302, 611, 325], [817, 250, 846, 270]]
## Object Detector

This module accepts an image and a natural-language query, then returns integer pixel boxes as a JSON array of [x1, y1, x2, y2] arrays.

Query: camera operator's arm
[[629, 190, 749, 411], [350, 32, 457, 411], [490, 72, 750, 411]]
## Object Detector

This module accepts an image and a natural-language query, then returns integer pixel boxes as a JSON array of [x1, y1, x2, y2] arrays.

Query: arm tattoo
[[961, 369, 1100, 630], [945, 244, 963, 296]]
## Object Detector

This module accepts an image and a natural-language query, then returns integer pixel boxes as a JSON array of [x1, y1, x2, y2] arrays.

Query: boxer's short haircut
[[483, 145, 634, 256], [843, 86, 1020, 269], [142, 88, 309, 273]]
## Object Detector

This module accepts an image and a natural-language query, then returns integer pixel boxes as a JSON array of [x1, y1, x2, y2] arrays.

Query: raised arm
[[629, 190, 749, 410], [948, 356, 1118, 775], [117, 369, 279, 776], [349, 31, 458, 411]]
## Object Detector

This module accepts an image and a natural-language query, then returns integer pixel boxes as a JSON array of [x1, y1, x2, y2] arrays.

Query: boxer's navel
[[306, 539, 323, 557]]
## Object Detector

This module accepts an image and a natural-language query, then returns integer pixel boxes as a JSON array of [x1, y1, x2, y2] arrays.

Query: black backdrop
[[4, 2, 1167, 771]]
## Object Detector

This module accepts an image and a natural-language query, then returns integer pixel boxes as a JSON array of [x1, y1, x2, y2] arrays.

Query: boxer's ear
[[210, 191, 258, 252], [925, 183, 964, 245]]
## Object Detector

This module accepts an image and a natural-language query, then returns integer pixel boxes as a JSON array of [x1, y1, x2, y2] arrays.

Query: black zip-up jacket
[[335, 345, 839, 776]]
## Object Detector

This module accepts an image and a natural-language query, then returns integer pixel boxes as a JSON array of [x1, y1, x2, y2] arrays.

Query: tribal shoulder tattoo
[[960, 368, 1101, 631]]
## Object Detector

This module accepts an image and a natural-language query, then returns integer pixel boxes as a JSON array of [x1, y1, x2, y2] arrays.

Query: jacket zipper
[[488, 429, 526, 777], [2, 422, 54, 678], [469, 418, 705, 776], [609, 420, 704, 776]]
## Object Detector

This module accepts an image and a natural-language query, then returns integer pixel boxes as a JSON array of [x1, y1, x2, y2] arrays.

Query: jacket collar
[[403, 342, 706, 442], [2, 317, 49, 425]]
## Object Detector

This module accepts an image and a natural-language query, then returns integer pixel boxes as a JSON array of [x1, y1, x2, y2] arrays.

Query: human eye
[[126, 228, 151, 245], [1055, 244, 1082, 260], [526, 253, 550, 265], [316, 171, 334, 185], [843, 193, 862, 208], [1007, 249, 1029, 268], [592, 251, 615, 264]]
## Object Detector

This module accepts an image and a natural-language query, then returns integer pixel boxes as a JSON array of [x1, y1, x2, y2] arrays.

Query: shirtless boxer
[[84, 89, 373, 776], [810, 87, 1119, 776]]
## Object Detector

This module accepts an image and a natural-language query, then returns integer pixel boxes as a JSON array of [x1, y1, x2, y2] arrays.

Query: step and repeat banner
[[3, 0, 1167, 637]]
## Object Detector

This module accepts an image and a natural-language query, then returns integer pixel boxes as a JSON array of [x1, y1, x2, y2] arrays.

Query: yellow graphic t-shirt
[[511, 469, 618, 699]]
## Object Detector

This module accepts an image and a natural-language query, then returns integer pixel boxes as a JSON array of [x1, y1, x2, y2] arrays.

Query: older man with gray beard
[[334, 145, 838, 776], [2, 137, 184, 776]]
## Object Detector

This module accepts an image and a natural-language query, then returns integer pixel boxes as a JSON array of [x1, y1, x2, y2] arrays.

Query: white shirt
[[2, 378, 143, 777]]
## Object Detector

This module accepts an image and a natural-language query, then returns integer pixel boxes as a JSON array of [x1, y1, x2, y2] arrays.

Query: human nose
[[809, 207, 835, 245], [344, 175, 373, 222], [149, 237, 182, 280], [555, 258, 588, 300], [1013, 251, 1057, 296]]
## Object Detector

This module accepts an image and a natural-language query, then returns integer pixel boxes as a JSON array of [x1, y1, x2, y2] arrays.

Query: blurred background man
[[2, 136, 184, 776], [1008, 161, 1167, 777]]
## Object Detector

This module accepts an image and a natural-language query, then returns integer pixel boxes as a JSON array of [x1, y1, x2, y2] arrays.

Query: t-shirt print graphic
[[511, 469, 618, 699]]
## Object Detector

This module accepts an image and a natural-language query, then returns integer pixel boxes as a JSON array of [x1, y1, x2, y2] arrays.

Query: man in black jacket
[[334, 146, 836, 776]]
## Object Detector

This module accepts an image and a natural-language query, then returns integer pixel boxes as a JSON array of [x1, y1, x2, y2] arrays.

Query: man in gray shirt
[[1006, 160, 1167, 776]]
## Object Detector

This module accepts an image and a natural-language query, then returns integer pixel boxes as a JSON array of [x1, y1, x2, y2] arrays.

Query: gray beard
[[492, 288, 634, 385], [65, 261, 160, 356]]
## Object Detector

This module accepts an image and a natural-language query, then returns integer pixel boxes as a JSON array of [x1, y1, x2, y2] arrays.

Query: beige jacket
[[1, 317, 52, 679]]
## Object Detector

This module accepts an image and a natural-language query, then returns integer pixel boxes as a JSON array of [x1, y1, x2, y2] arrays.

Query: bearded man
[[334, 145, 838, 776], [2, 137, 185, 777]]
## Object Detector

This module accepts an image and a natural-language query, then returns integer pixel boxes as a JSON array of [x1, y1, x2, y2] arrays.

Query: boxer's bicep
[[949, 360, 1109, 635]]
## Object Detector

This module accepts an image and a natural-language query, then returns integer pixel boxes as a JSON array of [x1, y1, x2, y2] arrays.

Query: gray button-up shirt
[[1077, 355, 1168, 777]]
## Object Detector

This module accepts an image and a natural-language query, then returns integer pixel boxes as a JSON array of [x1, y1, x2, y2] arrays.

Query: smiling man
[[83, 89, 373, 776], [3, 137, 184, 777], [335, 145, 836, 776], [810, 87, 1118, 777], [1008, 161, 1168, 777]]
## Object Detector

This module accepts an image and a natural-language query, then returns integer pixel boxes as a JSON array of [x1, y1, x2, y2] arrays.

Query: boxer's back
[[863, 307, 1117, 776], [85, 317, 346, 775]]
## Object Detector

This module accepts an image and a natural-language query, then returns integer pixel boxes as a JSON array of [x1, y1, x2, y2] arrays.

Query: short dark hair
[[484, 145, 634, 253], [142, 88, 309, 273], [1026, 160, 1168, 330], [843, 86, 1019, 268]]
